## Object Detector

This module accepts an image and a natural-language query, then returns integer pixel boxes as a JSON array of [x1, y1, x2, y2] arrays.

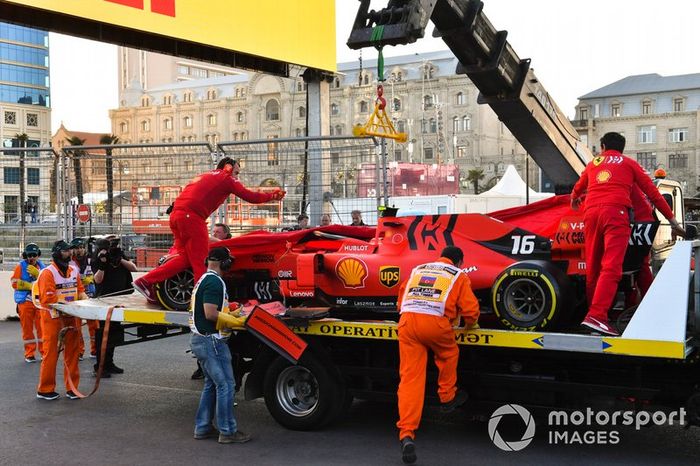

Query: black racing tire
[[491, 261, 572, 331], [154, 268, 194, 311], [263, 352, 344, 431]]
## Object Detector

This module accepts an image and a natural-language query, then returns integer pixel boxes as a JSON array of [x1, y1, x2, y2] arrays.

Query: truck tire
[[154, 269, 194, 311], [491, 261, 572, 331], [263, 352, 343, 430]]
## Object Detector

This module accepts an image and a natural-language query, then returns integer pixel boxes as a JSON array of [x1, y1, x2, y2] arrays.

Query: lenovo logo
[[105, 0, 176, 17]]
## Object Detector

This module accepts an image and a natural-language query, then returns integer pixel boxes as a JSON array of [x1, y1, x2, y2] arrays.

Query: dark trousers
[[94, 321, 124, 368]]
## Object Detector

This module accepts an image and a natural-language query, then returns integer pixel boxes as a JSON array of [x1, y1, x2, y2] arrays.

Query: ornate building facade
[[111, 49, 533, 193]]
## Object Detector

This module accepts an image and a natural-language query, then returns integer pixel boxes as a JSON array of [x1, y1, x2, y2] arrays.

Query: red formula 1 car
[[153, 195, 658, 332]]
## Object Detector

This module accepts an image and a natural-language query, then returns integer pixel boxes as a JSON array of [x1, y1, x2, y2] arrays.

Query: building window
[[611, 103, 621, 117], [462, 116, 471, 131], [207, 89, 217, 100], [457, 146, 467, 158], [237, 111, 244, 123], [334, 77, 340, 88], [298, 106, 306, 118], [184, 159, 193, 172], [429, 118, 437, 133], [183, 92, 193, 103], [163, 95, 172, 105], [423, 95, 433, 109], [359, 101, 369, 113], [452, 117, 459, 133], [393, 98, 401, 111], [424, 147, 434, 160], [335, 125, 342, 135], [164, 159, 173, 173], [265, 100, 280, 121], [267, 136, 279, 166], [455, 92, 465, 105], [26, 113, 38, 126], [331, 103, 339, 115], [184, 116, 193, 128], [669, 153, 688, 168], [396, 72, 402, 81], [641, 99, 652, 115], [396, 120, 405, 133], [142, 161, 151, 174], [141, 96, 150, 107], [394, 149, 402, 161], [668, 127, 688, 143], [423, 65, 435, 80], [673, 98, 684, 112], [636, 152, 657, 170], [141, 120, 150, 132], [637, 125, 656, 144], [27, 167, 40, 185], [163, 118, 172, 130], [363, 74, 370, 86], [331, 152, 340, 164], [296, 81, 306, 92], [4, 111, 16, 125], [295, 128, 302, 137], [579, 107, 588, 120], [421, 119, 428, 133], [207, 114, 217, 126], [3, 167, 19, 184], [119, 121, 128, 133]]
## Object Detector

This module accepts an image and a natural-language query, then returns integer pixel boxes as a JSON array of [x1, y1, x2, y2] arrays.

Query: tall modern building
[[111, 49, 533, 193], [574, 73, 700, 195], [0, 22, 51, 222]]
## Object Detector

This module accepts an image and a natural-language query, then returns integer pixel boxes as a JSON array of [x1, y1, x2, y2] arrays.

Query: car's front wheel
[[154, 268, 194, 311]]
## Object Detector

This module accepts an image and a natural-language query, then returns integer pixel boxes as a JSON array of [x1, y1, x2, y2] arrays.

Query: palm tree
[[466, 168, 484, 195], [15, 133, 28, 228], [100, 134, 120, 225], [65, 136, 86, 204]]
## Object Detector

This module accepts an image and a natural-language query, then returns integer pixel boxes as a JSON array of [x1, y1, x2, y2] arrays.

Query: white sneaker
[[581, 315, 619, 336]]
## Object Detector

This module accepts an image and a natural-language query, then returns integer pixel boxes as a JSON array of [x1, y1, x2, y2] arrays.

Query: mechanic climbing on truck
[[133, 157, 286, 304], [571, 132, 686, 336]]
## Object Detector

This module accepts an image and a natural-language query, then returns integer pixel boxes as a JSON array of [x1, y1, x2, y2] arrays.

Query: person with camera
[[92, 237, 137, 377], [70, 237, 99, 360], [11, 243, 45, 363]]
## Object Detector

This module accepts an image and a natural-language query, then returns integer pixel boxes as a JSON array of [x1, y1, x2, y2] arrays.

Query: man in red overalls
[[134, 158, 285, 303], [571, 132, 685, 336]]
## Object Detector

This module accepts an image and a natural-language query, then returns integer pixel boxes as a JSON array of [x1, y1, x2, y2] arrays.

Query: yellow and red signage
[[1, 0, 336, 71]]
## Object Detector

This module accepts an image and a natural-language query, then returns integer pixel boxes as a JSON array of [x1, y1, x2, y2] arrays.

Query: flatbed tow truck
[[56, 0, 700, 431], [56, 239, 700, 429]]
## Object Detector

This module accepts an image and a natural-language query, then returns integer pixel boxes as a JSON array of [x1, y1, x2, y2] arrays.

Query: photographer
[[92, 237, 138, 377]]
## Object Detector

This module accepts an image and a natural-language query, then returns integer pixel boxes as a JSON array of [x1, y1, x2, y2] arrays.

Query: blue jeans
[[190, 333, 237, 436]]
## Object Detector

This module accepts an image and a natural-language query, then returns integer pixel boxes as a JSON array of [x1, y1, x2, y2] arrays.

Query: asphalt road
[[2, 320, 700, 466]]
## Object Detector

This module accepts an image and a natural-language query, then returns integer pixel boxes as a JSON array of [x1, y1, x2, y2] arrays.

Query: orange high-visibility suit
[[395, 257, 480, 441], [11, 260, 45, 359], [34, 263, 85, 394], [73, 258, 98, 357]]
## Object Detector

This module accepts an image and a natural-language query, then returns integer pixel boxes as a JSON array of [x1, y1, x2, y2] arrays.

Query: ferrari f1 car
[[152, 194, 668, 332]]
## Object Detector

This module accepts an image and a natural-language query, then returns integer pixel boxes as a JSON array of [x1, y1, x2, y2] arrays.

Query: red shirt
[[630, 185, 654, 222], [174, 169, 274, 219], [571, 150, 674, 220]]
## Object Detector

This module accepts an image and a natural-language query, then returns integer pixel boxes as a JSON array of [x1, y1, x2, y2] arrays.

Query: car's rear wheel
[[491, 261, 572, 331], [155, 269, 194, 311]]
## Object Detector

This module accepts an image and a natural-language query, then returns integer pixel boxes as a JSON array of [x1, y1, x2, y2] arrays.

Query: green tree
[[65, 136, 86, 204], [100, 134, 120, 226], [466, 168, 484, 194]]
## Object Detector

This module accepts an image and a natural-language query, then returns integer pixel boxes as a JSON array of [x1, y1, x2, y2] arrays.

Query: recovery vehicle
[[56, 0, 700, 432]]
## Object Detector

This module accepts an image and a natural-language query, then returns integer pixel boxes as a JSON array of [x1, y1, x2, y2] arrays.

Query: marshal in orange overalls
[[33, 261, 86, 395], [395, 255, 480, 441]]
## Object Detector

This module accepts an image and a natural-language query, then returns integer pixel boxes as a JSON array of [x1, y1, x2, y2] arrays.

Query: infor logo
[[488, 404, 536, 451]]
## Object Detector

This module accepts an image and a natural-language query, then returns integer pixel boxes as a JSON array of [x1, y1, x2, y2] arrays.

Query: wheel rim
[[503, 278, 547, 324], [163, 270, 194, 306], [275, 366, 319, 417]]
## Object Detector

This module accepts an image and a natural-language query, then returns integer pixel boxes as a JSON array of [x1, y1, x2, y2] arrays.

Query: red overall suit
[[571, 150, 675, 323], [141, 169, 279, 284], [395, 258, 480, 441]]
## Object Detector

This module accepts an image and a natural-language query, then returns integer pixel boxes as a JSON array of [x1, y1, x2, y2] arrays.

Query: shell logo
[[335, 258, 368, 288], [560, 222, 569, 231], [596, 170, 612, 183]]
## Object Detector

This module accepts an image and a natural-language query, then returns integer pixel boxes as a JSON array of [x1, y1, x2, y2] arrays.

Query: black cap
[[52, 240, 71, 254], [207, 247, 232, 262]]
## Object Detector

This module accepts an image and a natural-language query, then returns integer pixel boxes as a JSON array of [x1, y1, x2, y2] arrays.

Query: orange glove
[[270, 189, 286, 201]]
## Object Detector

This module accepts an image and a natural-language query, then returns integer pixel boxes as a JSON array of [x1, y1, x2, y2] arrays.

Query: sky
[[49, 0, 700, 133]]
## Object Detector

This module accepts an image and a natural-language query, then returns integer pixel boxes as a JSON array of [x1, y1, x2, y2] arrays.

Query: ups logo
[[379, 266, 400, 288]]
